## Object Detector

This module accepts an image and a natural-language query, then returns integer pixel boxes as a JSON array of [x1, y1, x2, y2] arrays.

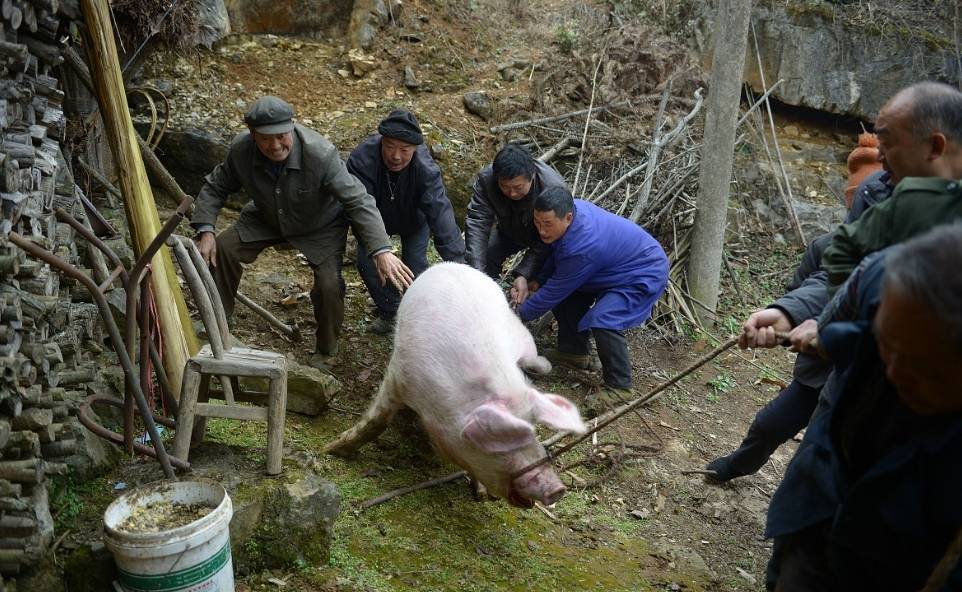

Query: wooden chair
[[167, 235, 288, 475]]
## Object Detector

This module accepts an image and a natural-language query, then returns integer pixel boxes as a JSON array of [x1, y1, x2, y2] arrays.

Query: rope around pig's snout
[[509, 337, 739, 481]]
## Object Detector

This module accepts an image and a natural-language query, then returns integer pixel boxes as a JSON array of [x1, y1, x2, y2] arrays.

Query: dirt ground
[[56, 1, 861, 590]]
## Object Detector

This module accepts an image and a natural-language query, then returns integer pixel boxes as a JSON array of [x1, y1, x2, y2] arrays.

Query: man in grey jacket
[[192, 96, 413, 371], [464, 144, 566, 289]]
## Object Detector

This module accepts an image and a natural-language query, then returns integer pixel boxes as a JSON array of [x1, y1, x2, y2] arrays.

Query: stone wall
[[695, 1, 962, 120]]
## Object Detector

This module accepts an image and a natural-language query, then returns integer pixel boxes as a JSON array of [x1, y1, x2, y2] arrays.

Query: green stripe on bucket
[[118, 541, 231, 592]]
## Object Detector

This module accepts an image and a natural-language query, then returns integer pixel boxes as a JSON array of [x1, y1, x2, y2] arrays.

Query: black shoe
[[369, 316, 395, 335]]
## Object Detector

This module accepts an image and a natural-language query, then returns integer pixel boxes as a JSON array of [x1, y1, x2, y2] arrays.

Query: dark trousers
[[483, 228, 525, 279], [767, 521, 834, 592], [554, 290, 632, 389], [213, 225, 345, 356], [355, 224, 430, 320], [712, 379, 820, 480]]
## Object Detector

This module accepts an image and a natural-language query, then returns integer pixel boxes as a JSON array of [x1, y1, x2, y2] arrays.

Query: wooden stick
[[359, 470, 466, 510], [537, 136, 575, 163], [511, 337, 740, 480], [735, 78, 784, 128], [359, 338, 740, 510], [750, 23, 806, 246], [572, 49, 605, 193], [80, 0, 197, 402], [631, 87, 704, 223], [235, 290, 300, 341], [488, 100, 631, 134]]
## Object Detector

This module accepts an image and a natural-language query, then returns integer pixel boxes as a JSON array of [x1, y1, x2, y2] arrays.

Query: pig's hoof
[[323, 441, 360, 457], [470, 478, 489, 501], [520, 355, 552, 376]]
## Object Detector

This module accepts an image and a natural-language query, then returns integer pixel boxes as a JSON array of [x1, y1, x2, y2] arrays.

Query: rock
[[241, 359, 340, 416], [648, 540, 715, 580], [348, 49, 378, 77], [696, 4, 961, 119], [403, 66, 420, 89], [224, 0, 352, 37], [787, 198, 846, 238], [15, 552, 63, 592], [140, 125, 232, 200], [70, 413, 123, 478], [498, 58, 530, 81], [463, 91, 493, 120], [194, 0, 230, 48], [63, 541, 116, 592], [348, 0, 390, 50], [229, 469, 341, 571]]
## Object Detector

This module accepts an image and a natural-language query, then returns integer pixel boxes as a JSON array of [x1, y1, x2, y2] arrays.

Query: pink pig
[[324, 262, 586, 507]]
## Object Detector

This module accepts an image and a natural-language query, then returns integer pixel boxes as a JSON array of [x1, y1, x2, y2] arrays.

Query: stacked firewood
[[0, 0, 103, 583]]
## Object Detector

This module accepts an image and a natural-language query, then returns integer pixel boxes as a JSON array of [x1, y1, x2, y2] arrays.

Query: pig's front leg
[[324, 372, 405, 457], [516, 326, 552, 375]]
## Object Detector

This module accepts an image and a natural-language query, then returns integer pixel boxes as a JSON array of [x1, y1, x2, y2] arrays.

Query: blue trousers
[[356, 224, 430, 320]]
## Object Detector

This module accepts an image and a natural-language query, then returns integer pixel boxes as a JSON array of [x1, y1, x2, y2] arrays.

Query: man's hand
[[787, 319, 819, 353], [739, 308, 792, 349], [510, 276, 530, 306], [374, 252, 415, 292], [196, 232, 217, 267]]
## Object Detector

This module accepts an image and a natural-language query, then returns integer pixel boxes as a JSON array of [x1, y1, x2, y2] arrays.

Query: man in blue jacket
[[347, 110, 465, 334], [514, 186, 668, 416], [765, 223, 962, 591]]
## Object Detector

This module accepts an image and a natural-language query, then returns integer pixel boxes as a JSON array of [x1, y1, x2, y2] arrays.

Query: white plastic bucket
[[103, 480, 234, 592]]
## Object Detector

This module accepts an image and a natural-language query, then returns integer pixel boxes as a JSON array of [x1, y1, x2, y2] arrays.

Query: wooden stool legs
[[265, 367, 287, 475], [173, 361, 287, 476]]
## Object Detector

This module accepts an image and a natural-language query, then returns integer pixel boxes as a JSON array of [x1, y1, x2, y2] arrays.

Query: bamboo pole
[[80, 0, 198, 400]]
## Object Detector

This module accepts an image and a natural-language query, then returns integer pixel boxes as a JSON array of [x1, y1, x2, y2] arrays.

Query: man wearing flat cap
[[346, 109, 465, 334], [192, 95, 414, 371]]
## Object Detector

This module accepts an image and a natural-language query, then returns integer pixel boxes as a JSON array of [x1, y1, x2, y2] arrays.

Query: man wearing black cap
[[346, 109, 465, 334], [192, 95, 414, 371]]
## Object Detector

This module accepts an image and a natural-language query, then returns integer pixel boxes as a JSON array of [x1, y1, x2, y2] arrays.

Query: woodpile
[[0, 0, 103, 583]]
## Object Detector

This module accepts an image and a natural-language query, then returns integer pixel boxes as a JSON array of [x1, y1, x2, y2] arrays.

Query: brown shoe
[[583, 386, 633, 418], [543, 348, 602, 372]]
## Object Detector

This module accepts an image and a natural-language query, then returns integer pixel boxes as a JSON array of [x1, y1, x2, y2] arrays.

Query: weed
[[554, 25, 578, 54], [707, 372, 737, 397], [721, 315, 741, 336]]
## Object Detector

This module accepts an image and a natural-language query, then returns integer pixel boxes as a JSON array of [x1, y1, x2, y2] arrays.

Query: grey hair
[[901, 81, 962, 142], [883, 222, 962, 351]]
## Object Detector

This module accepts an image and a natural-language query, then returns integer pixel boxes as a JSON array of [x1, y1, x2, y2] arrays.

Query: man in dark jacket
[[765, 224, 962, 591], [464, 144, 566, 287], [346, 110, 465, 334], [193, 96, 413, 371], [704, 181, 889, 482], [706, 83, 960, 481], [515, 187, 668, 417]]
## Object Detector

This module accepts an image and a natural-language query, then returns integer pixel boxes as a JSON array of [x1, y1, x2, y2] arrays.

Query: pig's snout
[[511, 469, 567, 507], [540, 484, 566, 506]]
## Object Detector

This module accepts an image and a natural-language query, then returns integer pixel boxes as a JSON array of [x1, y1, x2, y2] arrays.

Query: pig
[[324, 262, 586, 508]]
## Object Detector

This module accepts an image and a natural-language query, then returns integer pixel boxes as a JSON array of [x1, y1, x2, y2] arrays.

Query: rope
[[511, 336, 739, 480]]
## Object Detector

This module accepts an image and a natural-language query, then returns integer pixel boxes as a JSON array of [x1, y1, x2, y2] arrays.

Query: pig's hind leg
[[324, 371, 405, 457]]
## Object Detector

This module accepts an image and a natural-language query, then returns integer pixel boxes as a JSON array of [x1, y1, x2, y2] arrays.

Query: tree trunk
[[687, 0, 753, 325]]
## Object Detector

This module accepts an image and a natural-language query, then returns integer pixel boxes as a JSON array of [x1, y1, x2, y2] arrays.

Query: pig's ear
[[461, 402, 536, 453], [529, 390, 587, 435]]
